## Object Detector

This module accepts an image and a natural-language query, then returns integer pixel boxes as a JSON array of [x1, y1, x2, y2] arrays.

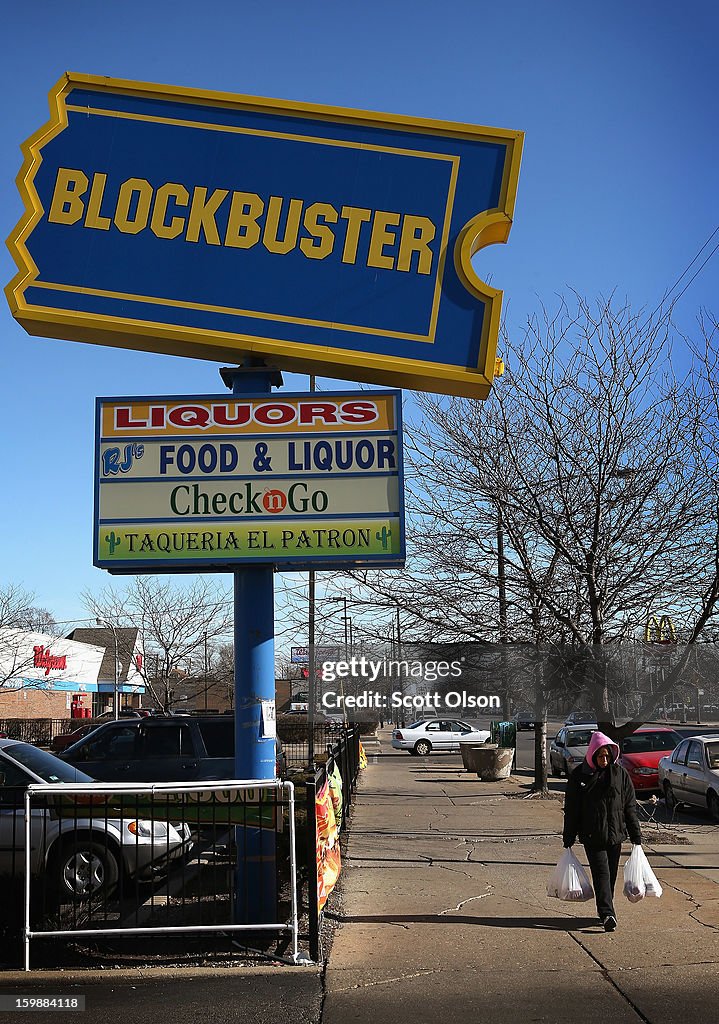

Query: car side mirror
[[555, 738, 564, 747]]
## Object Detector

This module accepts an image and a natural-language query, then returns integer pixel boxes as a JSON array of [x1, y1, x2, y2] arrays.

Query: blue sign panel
[[6, 74, 523, 398]]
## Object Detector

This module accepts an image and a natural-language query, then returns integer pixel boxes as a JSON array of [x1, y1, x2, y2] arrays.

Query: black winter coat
[[563, 761, 642, 850]]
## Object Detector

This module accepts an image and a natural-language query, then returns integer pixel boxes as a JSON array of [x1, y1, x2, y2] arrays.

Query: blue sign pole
[[222, 363, 282, 924]]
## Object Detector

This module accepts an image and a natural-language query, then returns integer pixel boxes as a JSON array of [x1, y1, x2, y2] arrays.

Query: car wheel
[[664, 781, 679, 811], [708, 791, 719, 823], [414, 739, 431, 756], [52, 838, 120, 902], [550, 759, 561, 778]]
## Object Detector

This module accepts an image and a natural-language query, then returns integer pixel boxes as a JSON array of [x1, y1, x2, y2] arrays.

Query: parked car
[[618, 727, 684, 796], [278, 710, 337, 725], [513, 711, 537, 731], [564, 712, 597, 726], [391, 719, 491, 756], [0, 738, 191, 900], [549, 725, 598, 776], [60, 716, 287, 781], [50, 722, 100, 753], [658, 733, 719, 820]]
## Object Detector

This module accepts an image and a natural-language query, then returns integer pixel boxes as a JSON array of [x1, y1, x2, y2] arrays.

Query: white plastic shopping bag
[[547, 848, 594, 901], [623, 845, 663, 902]]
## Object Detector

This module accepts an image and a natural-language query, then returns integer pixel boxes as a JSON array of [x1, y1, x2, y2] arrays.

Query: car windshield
[[622, 731, 684, 753], [408, 719, 426, 729], [566, 730, 595, 746], [4, 742, 94, 784], [705, 742, 719, 770]]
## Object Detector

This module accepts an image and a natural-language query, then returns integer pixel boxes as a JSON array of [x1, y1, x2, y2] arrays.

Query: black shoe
[[604, 915, 617, 932]]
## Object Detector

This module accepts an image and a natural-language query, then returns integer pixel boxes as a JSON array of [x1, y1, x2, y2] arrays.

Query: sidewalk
[[323, 737, 719, 1024]]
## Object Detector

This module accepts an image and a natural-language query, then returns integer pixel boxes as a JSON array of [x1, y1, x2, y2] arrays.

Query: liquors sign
[[95, 391, 404, 571]]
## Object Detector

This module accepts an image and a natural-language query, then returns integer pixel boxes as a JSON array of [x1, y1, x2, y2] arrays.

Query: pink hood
[[586, 730, 620, 768]]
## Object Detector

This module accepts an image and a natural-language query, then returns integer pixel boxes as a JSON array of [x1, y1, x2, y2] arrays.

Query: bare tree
[[83, 577, 233, 714], [0, 584, 60, 691], [352, 296, 714, 790]]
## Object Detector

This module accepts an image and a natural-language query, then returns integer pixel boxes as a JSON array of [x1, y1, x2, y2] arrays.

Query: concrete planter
[[459, 741, 490, 772], [472, 743, 514, 781]]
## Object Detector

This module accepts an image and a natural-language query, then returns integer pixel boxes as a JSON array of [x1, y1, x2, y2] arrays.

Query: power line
[[643, 224, 719, 330], [666, 238, 719, 309]]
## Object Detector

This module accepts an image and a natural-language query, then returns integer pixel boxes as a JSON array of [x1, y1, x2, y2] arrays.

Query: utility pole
[[307, 373, 317, 769], [497, 509, 510, 721], [203, 630, 209, 712]]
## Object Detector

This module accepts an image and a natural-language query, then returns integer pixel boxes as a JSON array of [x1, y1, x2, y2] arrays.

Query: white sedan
[[391, 719, 491, 756]]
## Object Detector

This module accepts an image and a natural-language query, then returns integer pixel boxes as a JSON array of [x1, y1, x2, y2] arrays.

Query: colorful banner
[[328, 762, 344, 832], [315, 779, 341, 914]]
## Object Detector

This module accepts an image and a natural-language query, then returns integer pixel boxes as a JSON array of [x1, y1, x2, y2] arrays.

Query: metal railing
[[278, 721, 344, 768], [305, 725, 362, 961], [21, 779, 304, 971], [0, 719, 77, 745]]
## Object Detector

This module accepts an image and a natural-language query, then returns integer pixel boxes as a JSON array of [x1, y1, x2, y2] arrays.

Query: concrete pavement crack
[[688, 909, 719, 930], [568, 932, 652, 1023], [439, 893, 491, 915], [330, 968, 442, 993]]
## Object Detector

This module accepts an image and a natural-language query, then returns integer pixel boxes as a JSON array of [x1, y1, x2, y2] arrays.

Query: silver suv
[[658, 733, 719, 821], [0, 739, 191, 900]]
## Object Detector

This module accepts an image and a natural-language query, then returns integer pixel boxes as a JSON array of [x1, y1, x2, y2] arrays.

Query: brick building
[[0, 626, 145, 721]]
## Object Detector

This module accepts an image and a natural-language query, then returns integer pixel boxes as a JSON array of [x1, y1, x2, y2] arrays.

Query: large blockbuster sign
[[6, 73, 523, 399]]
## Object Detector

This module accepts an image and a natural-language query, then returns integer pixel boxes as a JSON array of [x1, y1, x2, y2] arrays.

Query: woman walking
[[562, 730, 642, 931]]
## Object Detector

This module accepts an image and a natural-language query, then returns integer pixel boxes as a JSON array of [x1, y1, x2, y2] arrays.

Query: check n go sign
[[95, 391, 404, 572]]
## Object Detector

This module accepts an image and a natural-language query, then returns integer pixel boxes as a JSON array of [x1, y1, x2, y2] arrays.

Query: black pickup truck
[[60, 715, 285, 781]]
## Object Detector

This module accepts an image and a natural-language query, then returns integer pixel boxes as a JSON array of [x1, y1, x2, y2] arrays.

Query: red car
[[50, 722, 99, 753], [619, 727, 684, 795]]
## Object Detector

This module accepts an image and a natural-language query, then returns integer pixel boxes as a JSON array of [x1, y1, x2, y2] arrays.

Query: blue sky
[[1, 0, 718, 622]]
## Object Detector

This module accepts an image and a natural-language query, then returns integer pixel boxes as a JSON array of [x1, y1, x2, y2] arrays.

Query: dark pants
[[585, 843, 622, 920]]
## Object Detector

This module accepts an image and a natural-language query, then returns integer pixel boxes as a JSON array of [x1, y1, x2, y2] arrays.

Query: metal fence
[[0, 719, 76, 745], [0, 724, 364, 969], [17, 779, 302, 970], [305, 725, 362, 961], [278, 721, 344, 768]]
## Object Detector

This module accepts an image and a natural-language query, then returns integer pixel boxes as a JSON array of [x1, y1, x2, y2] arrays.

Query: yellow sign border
[[6, 73, 524, 399]]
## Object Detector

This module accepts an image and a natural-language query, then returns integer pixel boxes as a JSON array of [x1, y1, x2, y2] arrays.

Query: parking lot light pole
[[96, 617, 120, 720]]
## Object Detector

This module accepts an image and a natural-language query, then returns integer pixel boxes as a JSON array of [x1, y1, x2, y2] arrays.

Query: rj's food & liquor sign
[[95, 391, 404, 571]]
